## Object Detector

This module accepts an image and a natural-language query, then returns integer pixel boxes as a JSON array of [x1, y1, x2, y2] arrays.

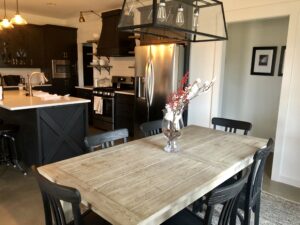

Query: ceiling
[[3, 0, 123, 19]]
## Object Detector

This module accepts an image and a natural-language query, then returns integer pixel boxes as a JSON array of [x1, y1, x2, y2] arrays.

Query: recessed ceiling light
[[46, 2, 56, 6]]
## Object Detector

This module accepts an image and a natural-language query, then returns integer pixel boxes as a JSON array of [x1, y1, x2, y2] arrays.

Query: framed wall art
[[278, 46, 286, 76], [250, 46, 277, 76]]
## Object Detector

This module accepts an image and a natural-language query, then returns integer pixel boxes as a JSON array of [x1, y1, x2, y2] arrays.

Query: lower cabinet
[[115, 93, 134, 136], [75, 88, 93, 125]]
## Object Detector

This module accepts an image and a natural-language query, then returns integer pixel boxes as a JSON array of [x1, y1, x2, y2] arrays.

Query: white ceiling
[[3, 0, 123, 19]]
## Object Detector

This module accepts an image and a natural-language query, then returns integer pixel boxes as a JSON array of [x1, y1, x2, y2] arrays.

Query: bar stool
[[0, 123, 27, 175]]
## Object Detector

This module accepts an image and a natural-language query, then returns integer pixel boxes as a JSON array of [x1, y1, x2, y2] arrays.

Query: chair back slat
[[204, 169, 250, 225], [32, 166, 83, 225], [84, 128, 129, 152], [212, 117, 252, 135], [248, 139, 273, 204], [140, 120, 163, 137]]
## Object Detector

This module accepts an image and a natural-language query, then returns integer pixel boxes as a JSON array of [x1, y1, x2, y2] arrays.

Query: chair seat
[[68, 209, 111, 225], [161, 209, 204, 225], [0, 124, 19, 134]]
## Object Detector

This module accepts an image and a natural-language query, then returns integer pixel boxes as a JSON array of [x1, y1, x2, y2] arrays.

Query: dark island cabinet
[[115, 93, 134, 136], [0, 24, 44, 68], [75, 88, 93, 125]]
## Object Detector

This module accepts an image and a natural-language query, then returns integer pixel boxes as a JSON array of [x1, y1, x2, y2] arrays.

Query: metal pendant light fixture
[[1, 0, 14, 29], [118, 0, 228, 42], [11, 0, 27, 25]]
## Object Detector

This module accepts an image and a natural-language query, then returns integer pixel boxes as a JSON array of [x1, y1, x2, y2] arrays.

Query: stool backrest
[[205, 169, 250, 225], [140, 120, 162, 137], [84, 128, 129, 152], [32, 166, 83, 225], [212, 117, 252, 135]]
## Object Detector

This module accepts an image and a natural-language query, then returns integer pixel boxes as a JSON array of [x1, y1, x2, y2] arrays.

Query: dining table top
[[38, 125, 267, 225]]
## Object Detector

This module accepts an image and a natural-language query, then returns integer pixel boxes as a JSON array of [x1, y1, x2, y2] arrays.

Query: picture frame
[[278, 46, 286, 76], [250, 46, 277, 76]]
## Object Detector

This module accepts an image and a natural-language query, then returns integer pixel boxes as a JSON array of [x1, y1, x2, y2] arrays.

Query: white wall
[[221, 18, 288, 139], [188, 0, 300, 187], [65, 13, 135, 87]]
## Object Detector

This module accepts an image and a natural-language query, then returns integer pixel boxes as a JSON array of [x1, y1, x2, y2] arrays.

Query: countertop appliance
[[92, 76, 134, 131], [134, 44, 184, 138]]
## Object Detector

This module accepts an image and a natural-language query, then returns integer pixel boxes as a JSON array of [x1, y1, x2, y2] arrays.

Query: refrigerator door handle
[[148, 60, 154, 106], [144, 61, 149, 105]]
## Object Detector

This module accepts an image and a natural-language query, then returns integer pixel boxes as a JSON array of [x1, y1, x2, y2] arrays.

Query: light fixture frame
[[118, 0, 228, 42]]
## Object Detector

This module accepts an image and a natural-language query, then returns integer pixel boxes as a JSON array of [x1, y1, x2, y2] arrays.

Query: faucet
[[27, 72, 49, 96]]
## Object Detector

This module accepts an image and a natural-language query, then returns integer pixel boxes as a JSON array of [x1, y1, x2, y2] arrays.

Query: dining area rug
[[210, 191, 300, 225], [258, 191, 300, 225]]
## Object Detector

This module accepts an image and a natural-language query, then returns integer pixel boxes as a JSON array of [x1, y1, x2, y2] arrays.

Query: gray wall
[[221, 17, 289, 139]]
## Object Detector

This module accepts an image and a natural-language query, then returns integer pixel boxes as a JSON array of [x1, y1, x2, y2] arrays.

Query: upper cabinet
[[43, 25, 77, 61], [0, 24, 44, 68]]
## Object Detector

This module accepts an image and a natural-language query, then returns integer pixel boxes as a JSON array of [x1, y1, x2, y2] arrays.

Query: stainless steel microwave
[[52, 60, 71, 78]]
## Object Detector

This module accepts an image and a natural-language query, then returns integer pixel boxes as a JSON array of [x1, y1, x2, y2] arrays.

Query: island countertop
[[0, 90, 90, 111]]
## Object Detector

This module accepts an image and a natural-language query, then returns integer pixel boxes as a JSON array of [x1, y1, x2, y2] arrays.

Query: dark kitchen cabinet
[[115, 93, 134, 136], [42, 25, 78, 94], [0, 24, 44, 68], [75, 88, 93, 125]]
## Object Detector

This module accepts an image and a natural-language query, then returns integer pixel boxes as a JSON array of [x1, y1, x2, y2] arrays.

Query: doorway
[[221, 17, 289, 139], [220, 17, 289, 180], [82, 43, 93, 86]]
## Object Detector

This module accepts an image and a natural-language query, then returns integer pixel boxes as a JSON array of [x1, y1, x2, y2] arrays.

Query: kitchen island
[[0, 90, 90, 166]]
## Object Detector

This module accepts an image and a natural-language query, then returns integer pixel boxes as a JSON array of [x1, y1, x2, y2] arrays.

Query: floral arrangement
[[164, 72, 215, 123]]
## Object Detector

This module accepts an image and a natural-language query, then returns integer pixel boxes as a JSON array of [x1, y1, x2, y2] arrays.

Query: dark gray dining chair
[[84, 128, 129, 152], [233, 138, 274, 225], [139, 120, 162, 137], [32, 166, 111, 225], [162, 168, 250, 225], [212, 117, 252, 135]]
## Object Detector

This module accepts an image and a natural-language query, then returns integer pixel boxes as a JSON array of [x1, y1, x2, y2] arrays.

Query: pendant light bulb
[[1, 18, 14, 29], [11, 0, 27, 25], [175, 5, 184, 27], [157, 1, 167, 23], [11, 14, 27, 25], [192, 8, 199, 29]]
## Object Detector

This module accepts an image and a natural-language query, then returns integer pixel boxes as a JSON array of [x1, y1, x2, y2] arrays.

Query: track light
[[79, 10, 101, 23]]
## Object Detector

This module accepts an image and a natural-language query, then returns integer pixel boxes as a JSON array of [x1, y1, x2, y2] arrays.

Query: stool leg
[[3, 134, 27, 175], [0, 134, 10, 165]]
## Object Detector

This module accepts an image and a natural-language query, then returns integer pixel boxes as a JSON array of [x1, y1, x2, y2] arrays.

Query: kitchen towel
[[93, 96, 103, 115]]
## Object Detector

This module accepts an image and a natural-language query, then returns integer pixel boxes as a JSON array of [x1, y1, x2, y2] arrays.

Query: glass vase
[[162, 109, 184, 153]]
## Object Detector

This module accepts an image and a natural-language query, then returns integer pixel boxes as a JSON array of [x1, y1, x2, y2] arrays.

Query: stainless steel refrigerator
[[134, 44, 185, 138]]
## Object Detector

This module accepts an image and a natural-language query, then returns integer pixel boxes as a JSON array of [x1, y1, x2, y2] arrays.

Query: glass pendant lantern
[[118, 0, 228, 42], [1, 0, 14, 29], [11, 0, 28, 25]]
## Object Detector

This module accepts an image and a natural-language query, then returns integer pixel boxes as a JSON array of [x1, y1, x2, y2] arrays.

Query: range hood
[[97, 9, 135, 57]]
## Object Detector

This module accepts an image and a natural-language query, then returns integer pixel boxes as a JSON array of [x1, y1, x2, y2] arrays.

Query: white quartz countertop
[[0, 90, 90, 111]]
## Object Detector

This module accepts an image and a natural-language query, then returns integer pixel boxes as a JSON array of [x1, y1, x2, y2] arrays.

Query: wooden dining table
[[38, 125, 267, 225]]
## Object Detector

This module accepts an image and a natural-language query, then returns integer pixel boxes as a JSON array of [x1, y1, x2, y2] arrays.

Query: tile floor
[[0, 153, 299, 225]]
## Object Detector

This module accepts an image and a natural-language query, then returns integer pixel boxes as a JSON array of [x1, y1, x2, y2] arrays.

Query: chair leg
[[3, 134, 27, 175], [254, 198, 261, 225]]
